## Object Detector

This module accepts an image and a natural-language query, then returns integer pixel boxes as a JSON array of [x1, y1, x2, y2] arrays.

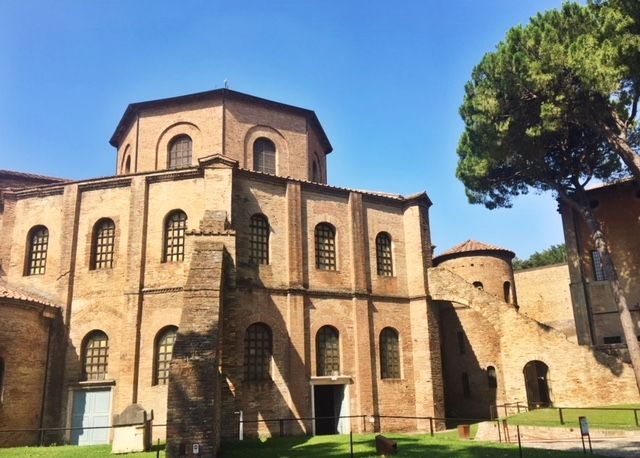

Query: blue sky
[[0, 0, 573, 259]]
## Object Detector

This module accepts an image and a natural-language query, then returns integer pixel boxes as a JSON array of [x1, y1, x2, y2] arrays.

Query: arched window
[[244, 323, 272, 381], [154, 326, 177, 386], [316, 326, 340, 376], [487, 366, 497, 388], [124, 155, 131, 174], [168, 135, 192, 169], [164, 210, 187, 262], [91, 218, 115, 270], [376, 232, 393, 276], [0, 356, 4, 405], [473, 281, 484, 290], [380, 327, 400, 379], [83, 331, 109, 381], [249, 214, 269, 264], [253, 138, 276, 174], [503, 281, 511, 303], [315, 223, 336, 270], [26, 226, 48, 276], [312, 160, 320, 182]]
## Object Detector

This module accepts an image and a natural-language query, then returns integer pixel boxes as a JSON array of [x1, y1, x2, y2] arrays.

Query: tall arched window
[[91, 218, 115, 270], [253, 138, 276, 174], [0, 356, 5, 405], [316, 326, 340, 376], [164, 210, 187, 262], [154, 326, 177, 386], [380, 327, 400, 379], [124, 155, 131, 174], [315, 223, 336, 270], [503, 281, 511, 303], [244, 323, 272, 381], [376, 232, 393, 276], [83, 331, 109, 381], [26, 225, 48, 276], [312, 160, 320, 182], [487, 366, 497, 388], [168, 135, 192, 169], [249, 214, 269, 264]]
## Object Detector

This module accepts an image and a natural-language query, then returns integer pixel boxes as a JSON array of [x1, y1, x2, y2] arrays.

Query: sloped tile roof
[[0, 281, 58, 307], [433, 240, 515, 264]]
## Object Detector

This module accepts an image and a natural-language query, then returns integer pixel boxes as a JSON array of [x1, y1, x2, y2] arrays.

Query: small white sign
[[579, 416, 589, 436], [193, 443, 200, 454]]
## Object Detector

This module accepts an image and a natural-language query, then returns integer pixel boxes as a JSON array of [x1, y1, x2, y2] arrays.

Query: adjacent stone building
[[0, 89, 638, 456]]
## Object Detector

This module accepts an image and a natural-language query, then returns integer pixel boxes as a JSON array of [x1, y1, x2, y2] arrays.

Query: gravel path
[[521, 437, 640, 458]]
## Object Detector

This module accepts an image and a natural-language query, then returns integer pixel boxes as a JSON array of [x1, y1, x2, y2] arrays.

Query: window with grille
[[376, 232, 393, 276], [91, 219, 115, 270], [315, 223, 336, 270], [253, 138, 276, 174], [487, 366, 497, 388], [83, 331, 109, 381], [168, 135, 192, 169], [249, 214, 269, 264], [380, 327, 400, 379], [244, 323, 272, 381], [316, 326, 340, 376], [154, 326, 177, 385], [591, 250, 606, 281], [26, 226, 48, 275], [164, 211, 187, 262]]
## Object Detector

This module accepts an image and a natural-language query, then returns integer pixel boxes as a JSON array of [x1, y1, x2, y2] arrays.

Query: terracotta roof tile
[[0, 282, 58, 307], [436, 240, 514, 258]]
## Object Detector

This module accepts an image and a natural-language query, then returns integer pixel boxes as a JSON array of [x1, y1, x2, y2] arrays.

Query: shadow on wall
[[437, 301, 498, 423]]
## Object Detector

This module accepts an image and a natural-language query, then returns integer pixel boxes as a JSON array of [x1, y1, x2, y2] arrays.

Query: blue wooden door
[[71, 389, 111, 445]]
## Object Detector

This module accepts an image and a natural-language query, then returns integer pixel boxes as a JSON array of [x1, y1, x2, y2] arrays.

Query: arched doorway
[[523, 361, 550, 409]]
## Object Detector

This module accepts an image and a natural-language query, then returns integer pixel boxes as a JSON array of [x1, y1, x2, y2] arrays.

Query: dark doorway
[[314, 385, 344, 435], [523, 360, 550, 409]]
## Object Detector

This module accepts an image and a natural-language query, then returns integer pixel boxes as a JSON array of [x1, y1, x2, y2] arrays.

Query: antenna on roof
[[224, 79, 229, 89]]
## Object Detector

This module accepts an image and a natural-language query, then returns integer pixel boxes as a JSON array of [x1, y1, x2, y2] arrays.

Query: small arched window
[[376, 232, 393, 276], [244, 323, 272, 381], [124, 155, 131, 174], [316, 326, 340, 376], [473, 281, 484, 290], [253, 138, 276, 174], [487, 366, 497, 388], [164, 210, 187, 262], [249, 214, 269, 264], [380, 327, 400, 379], [83, 331, 109, 381], [91, 218, 116, 270], [312, 160, 320, 182], [154, 326, 177, 386], [315, 223, 336, 270], [168, 135, 192, 169], [0, 356, 5, 405], [503, 281, 511, 303], [26, 225, 49, 276]]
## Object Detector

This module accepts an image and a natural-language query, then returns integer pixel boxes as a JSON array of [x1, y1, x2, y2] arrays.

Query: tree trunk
[[571, 198, 640, 396], [599, 110, 640, 180]]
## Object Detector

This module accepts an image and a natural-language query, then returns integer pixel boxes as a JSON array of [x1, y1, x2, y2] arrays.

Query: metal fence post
[[559, 408, 564, 425], [429, 417, 434, 437]]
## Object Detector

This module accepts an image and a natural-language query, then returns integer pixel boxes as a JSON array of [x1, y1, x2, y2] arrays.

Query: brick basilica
[[0, 89, 637, 456]]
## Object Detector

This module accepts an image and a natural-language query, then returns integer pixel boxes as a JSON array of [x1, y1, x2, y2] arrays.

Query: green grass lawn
[[0, 443, 165, 457], [221, 433, 605, 457], [0, 433, 604, 457], [506, 404, 640, 430]]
